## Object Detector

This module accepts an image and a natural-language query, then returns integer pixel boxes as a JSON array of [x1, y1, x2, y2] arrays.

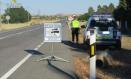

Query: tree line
[[78, 3, 115, 21], [78, 0, 131, 31], [114, 0, 131, 31]]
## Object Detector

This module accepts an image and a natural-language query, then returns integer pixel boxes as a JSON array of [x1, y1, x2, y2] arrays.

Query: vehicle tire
[[115, 40, 121, 49]]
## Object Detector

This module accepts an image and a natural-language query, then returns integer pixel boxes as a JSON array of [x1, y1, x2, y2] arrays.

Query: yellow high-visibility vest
[[72, 20, 79, 28]]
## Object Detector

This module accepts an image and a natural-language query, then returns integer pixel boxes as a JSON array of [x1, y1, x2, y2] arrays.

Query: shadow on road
[[47, 60, 76, 79], [25, 49, 44, 55], [62, 40, 117, 53], [62, 40, 88, 53]]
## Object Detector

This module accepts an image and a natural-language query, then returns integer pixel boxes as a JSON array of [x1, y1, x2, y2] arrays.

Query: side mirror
[[81, 25, 86, 28]]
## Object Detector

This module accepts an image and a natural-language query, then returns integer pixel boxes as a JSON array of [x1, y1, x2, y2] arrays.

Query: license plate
[[102, 31, 110, 34]]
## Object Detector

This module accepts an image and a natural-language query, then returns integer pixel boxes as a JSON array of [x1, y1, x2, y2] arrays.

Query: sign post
[[37, 23, 69, 62], [6, 15, 10, 24], [89, 28, 96, 79]]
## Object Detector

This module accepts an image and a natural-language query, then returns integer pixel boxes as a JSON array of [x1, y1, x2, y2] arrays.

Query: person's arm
[[67, 21, 72, 29]]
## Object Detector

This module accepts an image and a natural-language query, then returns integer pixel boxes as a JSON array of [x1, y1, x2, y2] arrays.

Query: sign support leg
[[37, 43, 70, 62]]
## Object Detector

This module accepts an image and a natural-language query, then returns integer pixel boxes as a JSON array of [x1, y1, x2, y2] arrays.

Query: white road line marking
[[0, 42, 45, 79], [0, 27, 43, 40]]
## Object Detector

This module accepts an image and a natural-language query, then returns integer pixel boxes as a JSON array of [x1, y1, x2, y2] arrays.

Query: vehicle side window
[[85, 21, 89, 31], [90, 20, 96, 27]]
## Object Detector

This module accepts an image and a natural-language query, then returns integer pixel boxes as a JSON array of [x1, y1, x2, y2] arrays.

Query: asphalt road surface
[[0, 21, 87, 79]]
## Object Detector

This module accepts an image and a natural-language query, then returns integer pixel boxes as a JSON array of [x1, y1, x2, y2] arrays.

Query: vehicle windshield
[[90, 20, 118, 29]]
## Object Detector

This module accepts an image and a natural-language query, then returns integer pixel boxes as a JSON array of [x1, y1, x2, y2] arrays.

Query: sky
[[1, 0, 119, 15]]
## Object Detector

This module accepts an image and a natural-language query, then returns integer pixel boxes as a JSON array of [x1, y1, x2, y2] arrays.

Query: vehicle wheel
[[115, 40, 121, 49]]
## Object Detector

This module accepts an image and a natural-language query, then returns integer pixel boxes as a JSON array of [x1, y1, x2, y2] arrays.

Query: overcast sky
[[1, 0, 119, 15]]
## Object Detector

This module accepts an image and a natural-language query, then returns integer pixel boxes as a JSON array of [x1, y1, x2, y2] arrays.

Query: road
[[0, 21, 87, 79]]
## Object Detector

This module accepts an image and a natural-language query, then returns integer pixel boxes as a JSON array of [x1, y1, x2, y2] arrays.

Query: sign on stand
[[37, 23, 69, 62], [44, 23, 62, 42]]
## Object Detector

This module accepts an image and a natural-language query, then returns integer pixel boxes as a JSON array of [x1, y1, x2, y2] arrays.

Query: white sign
[[44, 23, 62, 42], [6, 15, 10, 20]]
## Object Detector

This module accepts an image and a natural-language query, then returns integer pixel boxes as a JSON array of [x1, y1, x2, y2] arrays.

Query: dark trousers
[[71, 28, 79, 43]]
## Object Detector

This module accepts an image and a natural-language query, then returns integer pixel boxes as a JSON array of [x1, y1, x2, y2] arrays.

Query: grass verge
[[0, 19, 59, 30]]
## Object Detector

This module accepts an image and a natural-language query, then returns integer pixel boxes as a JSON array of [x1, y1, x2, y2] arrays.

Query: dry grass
[[0, 19, 59, 30], [73, 56, 89, 79], [74, 30, 131, 79], [122, 36, 131, 49], [30, 19, 59, 25], [73, 56, 129, 79], [1, 23, 29, 30]]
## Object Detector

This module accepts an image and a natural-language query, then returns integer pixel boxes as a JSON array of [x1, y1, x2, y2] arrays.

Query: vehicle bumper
[[96, 39, 117, 45], [85, 39, 120, 45]]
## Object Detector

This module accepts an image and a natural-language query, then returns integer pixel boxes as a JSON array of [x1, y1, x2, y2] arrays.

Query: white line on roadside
[[0, 41, 45, 79], [0, 27, 43, 40]]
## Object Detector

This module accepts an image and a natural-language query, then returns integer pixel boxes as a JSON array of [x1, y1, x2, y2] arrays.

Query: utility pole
[[27, 9, 30, 26]]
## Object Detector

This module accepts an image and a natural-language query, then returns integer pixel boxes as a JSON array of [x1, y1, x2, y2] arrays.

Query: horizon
[[1, 0, 119, 15]]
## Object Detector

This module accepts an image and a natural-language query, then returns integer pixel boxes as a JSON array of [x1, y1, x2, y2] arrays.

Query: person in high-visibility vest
[[71, 16, 80, 43]]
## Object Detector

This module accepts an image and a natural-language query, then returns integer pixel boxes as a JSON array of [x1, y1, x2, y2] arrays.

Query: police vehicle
[[83, 13, 121, 49]]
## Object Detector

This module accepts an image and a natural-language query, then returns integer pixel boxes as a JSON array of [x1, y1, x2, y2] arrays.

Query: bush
[[78, 13, 90, 21], [3, 6, 31, 23]]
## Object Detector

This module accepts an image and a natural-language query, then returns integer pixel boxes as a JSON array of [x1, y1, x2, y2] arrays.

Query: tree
[[113, 0, 128, 31], [97, 5, 107, 13], [78, 13, 90, 21], [97, 4, 115, 13], [114, 0, 127, 21], [108, 3, 115, 13], [126, 0, 131, 29], [78, 7, 95, 21], [3, 6, 31, 23], [97, 5, 103, 13], [102, 5, 109, 13], [88, 7, 95, 16], [126, 0, 131, 9], [119, 0, 127, 10]]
